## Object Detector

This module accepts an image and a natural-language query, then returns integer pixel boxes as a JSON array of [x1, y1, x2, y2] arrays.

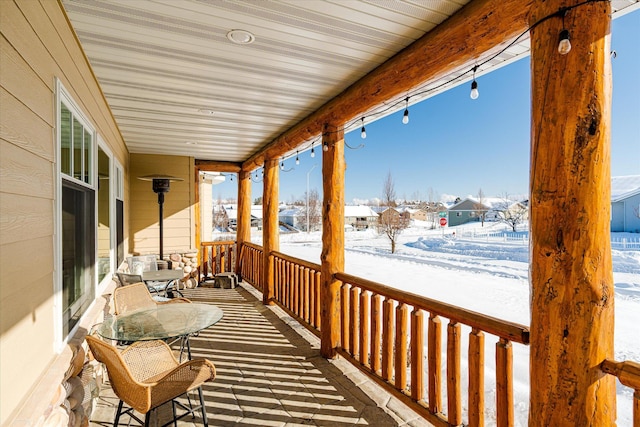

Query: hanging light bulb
[[229, 174, 233, 182], [469, 65, 479, 100], [280, 159, 284, 170], [360, 117, 367, 139], [295, 151, 300, 165], [402, 97, 409, 124], [558, 29, 571, 55], [323, 141, 329, 152], [470, 80, 479, 100], [310, 145, 315, 158]]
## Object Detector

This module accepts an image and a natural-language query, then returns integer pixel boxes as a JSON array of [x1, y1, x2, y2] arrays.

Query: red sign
[[439, 217, 447, 226]]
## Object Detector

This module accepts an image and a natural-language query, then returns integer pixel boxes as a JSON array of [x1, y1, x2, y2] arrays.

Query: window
[[58, 83, 96, 338], [115, 163, 124, 268], [456, 212, 462, 217], [97, 146, 111, 283]]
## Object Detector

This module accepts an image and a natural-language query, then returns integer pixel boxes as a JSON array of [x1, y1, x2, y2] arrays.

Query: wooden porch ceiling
[[62, 0, 638, 172]]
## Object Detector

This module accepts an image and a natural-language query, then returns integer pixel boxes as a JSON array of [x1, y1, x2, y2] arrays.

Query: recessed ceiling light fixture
[[198, 109, 215, 115], [226, 29, 255, 45]]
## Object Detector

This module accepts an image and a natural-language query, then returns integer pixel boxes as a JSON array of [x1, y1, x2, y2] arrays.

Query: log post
[[529, 0, 615, 425], [320, 125, 345, 358], [236, 170, 251, 275], [262, 158, 279, 304]]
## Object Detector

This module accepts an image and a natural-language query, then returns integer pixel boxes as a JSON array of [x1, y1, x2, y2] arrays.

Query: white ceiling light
[[226, 29, 255, 45], [198, 109, 215, 115]]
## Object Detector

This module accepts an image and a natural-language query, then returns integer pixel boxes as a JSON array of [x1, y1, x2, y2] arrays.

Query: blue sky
[[214, 10, 639, 204]]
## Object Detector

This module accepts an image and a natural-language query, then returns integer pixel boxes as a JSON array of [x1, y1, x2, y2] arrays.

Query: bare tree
[[495, 193, 528, 232], [377, 171, 410, 253], [473, 188, 487, 227], [212, 195, 229, 232], [300, 188, 321, 232]]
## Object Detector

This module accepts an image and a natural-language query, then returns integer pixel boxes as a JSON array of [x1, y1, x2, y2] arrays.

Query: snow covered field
[[269, 221, 640, 426]]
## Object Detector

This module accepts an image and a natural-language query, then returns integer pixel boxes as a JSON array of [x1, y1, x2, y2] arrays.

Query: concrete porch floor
[[89, 283, 433, 427]]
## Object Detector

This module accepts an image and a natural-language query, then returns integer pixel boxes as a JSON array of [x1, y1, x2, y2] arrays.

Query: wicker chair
[[86, 334, 216, 426], [113, 282, 190, 315]]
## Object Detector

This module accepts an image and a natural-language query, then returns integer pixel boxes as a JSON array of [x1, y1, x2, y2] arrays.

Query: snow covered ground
[[268, 221, 640, 426]]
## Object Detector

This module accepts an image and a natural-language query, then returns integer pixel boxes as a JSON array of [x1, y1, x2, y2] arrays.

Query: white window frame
[[97, 137, 116, 291], [54, 80, 98, 350]]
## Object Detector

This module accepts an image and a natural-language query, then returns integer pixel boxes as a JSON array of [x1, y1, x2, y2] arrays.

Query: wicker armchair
[[113, 282, 191, 315], [86, 335, 216, 426]]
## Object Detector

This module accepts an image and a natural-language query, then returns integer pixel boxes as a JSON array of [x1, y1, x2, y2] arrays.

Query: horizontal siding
[[0, 0, 128, 424], [0, 139, 53, 199], [0, 88, 54, 162]]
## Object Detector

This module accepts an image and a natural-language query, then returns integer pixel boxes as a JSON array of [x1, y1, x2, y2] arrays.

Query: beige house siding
[[0, 1, 127, 424], [130, 153, 195, 255]]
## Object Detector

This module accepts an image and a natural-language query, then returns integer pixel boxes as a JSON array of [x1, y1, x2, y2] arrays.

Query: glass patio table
[[96, 303, 223, 359]]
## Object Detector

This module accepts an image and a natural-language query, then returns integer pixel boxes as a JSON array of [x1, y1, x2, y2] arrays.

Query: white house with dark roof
[[611, 175, 640, 232]]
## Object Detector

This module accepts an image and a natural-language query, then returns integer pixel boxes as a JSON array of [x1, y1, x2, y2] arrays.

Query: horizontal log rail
[[600, 359, 640, 426], [236, 244, 545, 426], [200, 240, 237, 282], [335, 271, 530, 427], [272, 251, 322, 333], [238, 242, 263, 292]]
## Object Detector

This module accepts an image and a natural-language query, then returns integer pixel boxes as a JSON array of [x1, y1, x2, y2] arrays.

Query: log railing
[[600, 359, 640, 427], [272, 251, 322, 333], [238, 242, 264, 292], [199, 240, 237, 282], [335, 271, 530, 427]]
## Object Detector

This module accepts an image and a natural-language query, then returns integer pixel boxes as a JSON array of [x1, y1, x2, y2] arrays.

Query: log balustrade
[[272, 251, 322, 333], [600, 359, 640, 427], [238, 242, 263, 293], [335, 271, 529, 427], [235, 242, 640, 426], [199, 240, 237, 282]]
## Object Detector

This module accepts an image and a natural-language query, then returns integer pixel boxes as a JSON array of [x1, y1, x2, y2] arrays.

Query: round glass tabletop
[[97, 303, 223, 342]]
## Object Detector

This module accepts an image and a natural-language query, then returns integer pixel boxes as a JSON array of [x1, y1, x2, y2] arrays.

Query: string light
[[295, 151, 300, 165], [470, 65, 479, 100], [280, 158, 284, 170], [323, 141, 329, 152], [270, 1, 601, 156], [402, 97, 409, 124]]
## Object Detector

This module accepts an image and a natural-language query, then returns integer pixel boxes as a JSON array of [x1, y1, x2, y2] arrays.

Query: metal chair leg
[[113, 400, 124, 427], [198, 386, 208, 427]]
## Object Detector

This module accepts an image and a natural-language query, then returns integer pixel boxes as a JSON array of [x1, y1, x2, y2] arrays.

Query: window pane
[[97, 147, 111, 283], [116, 199, 124, 267], [73, 118, 83, 180], [62, 180, 95, 336], [84, 129, 92, 184], [60, 103, 71, 176]]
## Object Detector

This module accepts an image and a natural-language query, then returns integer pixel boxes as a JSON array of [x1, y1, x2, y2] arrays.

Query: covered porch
[[1, 1, 639, 426]]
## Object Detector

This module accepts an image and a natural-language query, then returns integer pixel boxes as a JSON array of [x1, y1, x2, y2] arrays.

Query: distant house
[[447, 197, 526, 227], [399, 207, 427, 221], [279, 207, 304, 229], [224, 205, 263, 230], [344, 205, 378, 230], [448, 198, 490, 226], [611, 175, 640, 232]]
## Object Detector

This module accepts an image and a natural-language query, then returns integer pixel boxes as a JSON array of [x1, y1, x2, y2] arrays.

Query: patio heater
[[138, 174, 183, 264]]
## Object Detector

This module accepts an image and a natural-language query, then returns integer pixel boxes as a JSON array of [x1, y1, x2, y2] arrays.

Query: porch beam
[[195, 160, 242, 173], [262, 158, 279, 304], [236, 170, 252, 275], [242, 0, 532, 172], [529, 0, 615, 425], [320, 125, 345, 358]]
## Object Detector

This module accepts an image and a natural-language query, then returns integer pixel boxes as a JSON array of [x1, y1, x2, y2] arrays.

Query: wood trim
[[195, 160, 242, 173]]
